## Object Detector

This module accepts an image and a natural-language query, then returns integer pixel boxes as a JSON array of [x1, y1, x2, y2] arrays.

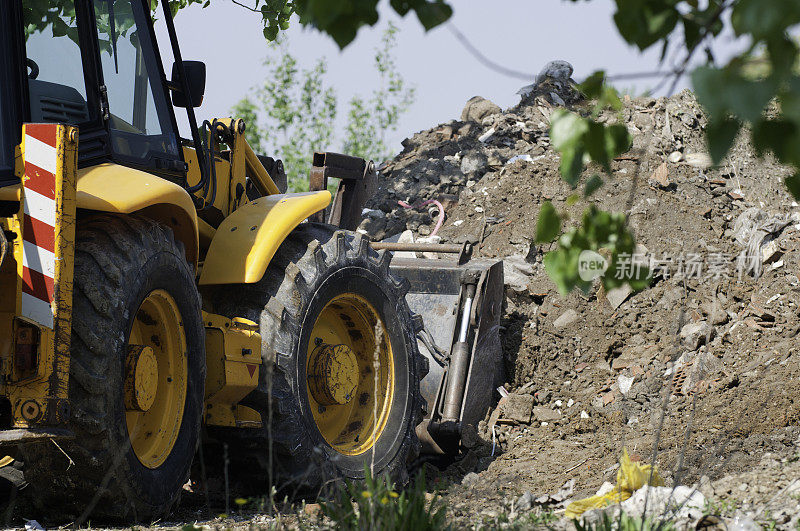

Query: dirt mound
[[361, 87, 800, 527]]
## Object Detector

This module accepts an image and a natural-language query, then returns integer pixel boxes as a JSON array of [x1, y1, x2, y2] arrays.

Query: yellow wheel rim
[[125, 289, 188, 469], [306, 294, 394, 456]]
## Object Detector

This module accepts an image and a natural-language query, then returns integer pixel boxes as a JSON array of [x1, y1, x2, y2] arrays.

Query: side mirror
[[171, 61, 206, 108]]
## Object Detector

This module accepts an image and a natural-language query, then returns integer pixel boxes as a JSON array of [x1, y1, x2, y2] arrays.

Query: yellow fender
[[199, 191, 331, 285], [0, 162, 200, 268], [76, 164, 199, 267]]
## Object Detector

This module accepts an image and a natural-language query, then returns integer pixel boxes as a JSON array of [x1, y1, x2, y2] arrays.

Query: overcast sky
[[157, 0, 744, 158]]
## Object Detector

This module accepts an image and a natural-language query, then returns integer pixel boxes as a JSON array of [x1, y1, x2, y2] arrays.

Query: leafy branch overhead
[[542, 0, 800, 296], [25, 0, 451, 48], [536, 72, 642, 295], [596, 0, 800, 199], [171, 0, 452, 47]]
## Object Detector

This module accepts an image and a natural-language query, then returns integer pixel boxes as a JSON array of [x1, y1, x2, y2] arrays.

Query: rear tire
[[212, 224, 427, 491], [21, 215, 205, 522]]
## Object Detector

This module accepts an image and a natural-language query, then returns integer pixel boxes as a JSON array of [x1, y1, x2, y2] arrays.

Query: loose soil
[[361, 87, 800, 528]]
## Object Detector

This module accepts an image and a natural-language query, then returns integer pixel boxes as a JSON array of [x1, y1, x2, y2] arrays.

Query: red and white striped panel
[[21, 124, 58, 330]]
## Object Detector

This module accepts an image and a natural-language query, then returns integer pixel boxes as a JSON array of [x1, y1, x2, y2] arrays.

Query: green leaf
[[751, 119, 800, 165], [682, 17, 701, 49], [263, 23, 279, 40], [579, 71, 606, 99], [541, 206, 648, 295], [550, 110, 590, 186], [585, 121, 612, 172], [731, 0, 800, 41], [613, 0, 679, 50], [549, 109, 589, 151], [766, 35, 799, 80], [693, 66, 777, 122], [560, 146, 586, 187], [604, 124, 632, 160], [706, 117, 741, 164], [584, 174, 604, 197], [414, 2, 453, 30], [535, 201, 561, 244], [786, 173, 800, 199]]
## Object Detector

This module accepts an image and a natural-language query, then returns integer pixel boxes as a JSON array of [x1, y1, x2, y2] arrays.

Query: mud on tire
[[212, 223, 427, 491], [20, 215, 205, 522]]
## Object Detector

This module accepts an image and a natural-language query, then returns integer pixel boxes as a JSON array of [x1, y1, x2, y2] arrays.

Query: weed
[[703, 498, 737, 517], [573, 512, 674, 531], [320, 465, 448, 530], [479, 509, 559, 530]]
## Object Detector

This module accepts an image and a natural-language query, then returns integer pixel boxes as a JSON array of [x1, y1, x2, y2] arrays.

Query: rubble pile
[[363, 83, 800, 527]]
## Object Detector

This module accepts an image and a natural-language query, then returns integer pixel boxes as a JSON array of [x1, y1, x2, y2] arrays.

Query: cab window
[[92, 0, 180, 166], [23, 1, 93, 125]]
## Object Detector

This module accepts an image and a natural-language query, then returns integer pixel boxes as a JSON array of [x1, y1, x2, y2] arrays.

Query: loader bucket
[[373, 243, 504, 454]]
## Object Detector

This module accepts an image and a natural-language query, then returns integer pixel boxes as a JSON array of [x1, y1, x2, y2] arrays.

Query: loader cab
[[2, 0, 204, 182]]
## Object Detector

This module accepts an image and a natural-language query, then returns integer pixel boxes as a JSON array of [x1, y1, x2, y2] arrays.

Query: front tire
[[213, 224, 427, 490], [22, 215, 205, 522]]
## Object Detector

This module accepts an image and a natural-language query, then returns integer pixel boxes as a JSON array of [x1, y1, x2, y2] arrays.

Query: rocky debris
[[574, 485, 706, 529], [648, 162, 671, 189], [461, 472, 480, 486], [460, 151, 489, 176], [360, 76, 800, 528], [533, 406, 561, 423], [500, 393, 534, 424], [503, 255, 534, 293], [679, 320, 715, 350], [605, 285, 633, 310], [553, 309, 579, 329], [517, 60, 575, 98], [516, 479, 575, 512], [461, 96, 502, 123]]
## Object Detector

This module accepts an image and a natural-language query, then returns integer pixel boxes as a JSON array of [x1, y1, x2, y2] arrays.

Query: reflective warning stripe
[[21, 124, 58, 329]]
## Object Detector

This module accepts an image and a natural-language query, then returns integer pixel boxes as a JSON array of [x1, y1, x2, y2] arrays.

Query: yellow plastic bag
[[564, 448, 663, 519]]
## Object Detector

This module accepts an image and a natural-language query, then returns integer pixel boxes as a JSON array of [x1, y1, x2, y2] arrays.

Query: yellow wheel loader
[[0, 0, 505, 522]]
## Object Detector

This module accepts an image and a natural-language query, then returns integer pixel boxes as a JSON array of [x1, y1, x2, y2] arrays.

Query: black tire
[[212, 223, 427, 491], [21, 215, 205, 522]]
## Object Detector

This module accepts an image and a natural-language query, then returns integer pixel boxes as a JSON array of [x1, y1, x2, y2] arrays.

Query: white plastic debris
[[25, 521, 44, 531], [361, 208, 385, 219], [393, 230, 417, 259], [478, 127, 496, 143], [595, 481, 615, 497], [620, 485, 705, 520], [506, 154, 534, 165], [453, 219, 464, 227], [580, 410, 589, 419], [730, 513, 760, 531], [733, 207, 792, 278]]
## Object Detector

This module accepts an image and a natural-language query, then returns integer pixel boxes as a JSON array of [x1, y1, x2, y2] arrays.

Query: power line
[[446, 23, 683, 85], [446, 24, 534, 81]]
